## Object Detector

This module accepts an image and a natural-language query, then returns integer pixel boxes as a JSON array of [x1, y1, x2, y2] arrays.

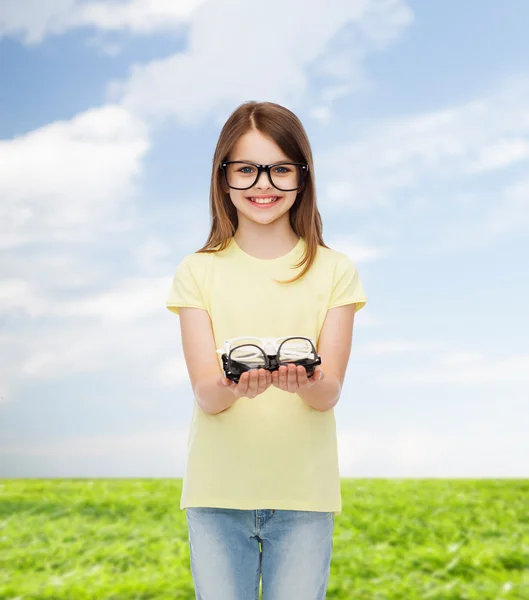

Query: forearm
[[194, 376, 237, 415], [297, 375, 341, 412]]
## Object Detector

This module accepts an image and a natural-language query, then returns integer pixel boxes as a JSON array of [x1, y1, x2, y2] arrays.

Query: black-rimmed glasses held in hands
[[217, 336, 322, 385], [220, 161, 309, 192]]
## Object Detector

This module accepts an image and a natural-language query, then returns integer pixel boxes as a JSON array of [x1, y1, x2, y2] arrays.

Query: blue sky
[[1, 0, 528, 479]]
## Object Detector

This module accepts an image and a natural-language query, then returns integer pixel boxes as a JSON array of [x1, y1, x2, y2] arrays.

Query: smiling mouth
[[245, 196, 281, 205]]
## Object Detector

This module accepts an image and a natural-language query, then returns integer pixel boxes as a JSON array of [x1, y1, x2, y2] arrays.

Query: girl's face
[[224, 129, 300, 227]]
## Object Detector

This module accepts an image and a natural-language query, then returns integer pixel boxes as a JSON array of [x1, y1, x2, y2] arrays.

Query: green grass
[[1, 479, 528, 599]]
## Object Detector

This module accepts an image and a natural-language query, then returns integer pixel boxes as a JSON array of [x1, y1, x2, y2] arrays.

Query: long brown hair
[[196, 101, 329, 283]]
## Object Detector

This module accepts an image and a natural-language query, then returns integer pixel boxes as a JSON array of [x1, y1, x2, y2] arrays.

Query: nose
[[254, 169, 272, 189]]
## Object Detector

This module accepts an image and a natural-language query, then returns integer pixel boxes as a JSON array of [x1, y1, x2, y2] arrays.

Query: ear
[[296, 182, 306, 198], [298, 176, 308, 194], [220, 179, 230, 195]]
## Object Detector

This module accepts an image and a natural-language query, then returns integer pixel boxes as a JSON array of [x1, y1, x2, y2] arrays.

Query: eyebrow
[[231, 158, 290, 164]]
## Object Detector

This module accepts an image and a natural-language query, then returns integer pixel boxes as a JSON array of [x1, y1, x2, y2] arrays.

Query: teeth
[[248, 197, 278, 204]]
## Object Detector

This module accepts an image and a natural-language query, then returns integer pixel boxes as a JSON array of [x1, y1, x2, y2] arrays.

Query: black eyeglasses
[[220, 161, 309, 192], [217, 336, 321, 384]]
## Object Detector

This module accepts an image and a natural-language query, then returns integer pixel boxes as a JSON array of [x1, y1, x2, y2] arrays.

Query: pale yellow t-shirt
[[166, 236, 367, 516]]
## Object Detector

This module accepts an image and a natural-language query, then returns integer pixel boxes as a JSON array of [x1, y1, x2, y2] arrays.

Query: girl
[[166, 101, 367, 600]]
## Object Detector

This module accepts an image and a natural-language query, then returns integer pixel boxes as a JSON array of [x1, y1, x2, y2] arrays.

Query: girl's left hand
[[271, 363, 324, 393]]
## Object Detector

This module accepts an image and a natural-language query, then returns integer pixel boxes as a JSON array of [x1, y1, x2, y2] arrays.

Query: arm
[[179, 307, 234, 415], [178, 307, 271, 415], [300, 303, 356, 411]]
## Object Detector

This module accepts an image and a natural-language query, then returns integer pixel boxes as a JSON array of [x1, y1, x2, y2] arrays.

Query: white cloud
[[317, 78, 529, 211], [0, 0, 205, 44], [56, 276, 171, 321], [312, 76, 529, 254], [309, 106, 332, 125], [1, 250, 103, 294], [389, 351, 529, 385], [3, 421, 527, 477], [482, 179, 529, 236], [337, 428, 456, 473], [309, 0, 413, 110], [0, 271, 190, 400], [326, 234, 384, 262], [10, 317, 167, 379], [0, 427, 189, 459], [337, 425, 528, 476], [467, 138, 529, 173], [130, 237, 173, 272], [0, 104, 150, 248], [0, 427, 191, 477], [109, 0, 412, 125], [426, 176, 529, 253], [363, 339, 446, 356], [75, 0, 205, 33], [0, 0, 414, 129], [0, 0, 75, 45], [0, 279, 31, 312]]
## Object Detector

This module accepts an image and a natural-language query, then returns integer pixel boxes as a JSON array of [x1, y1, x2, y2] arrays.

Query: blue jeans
[[185, 507, 335, 600]]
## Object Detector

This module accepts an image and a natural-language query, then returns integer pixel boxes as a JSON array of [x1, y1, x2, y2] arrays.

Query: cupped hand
[[217, 368, 272, 399], [271, 363, 324, 393]]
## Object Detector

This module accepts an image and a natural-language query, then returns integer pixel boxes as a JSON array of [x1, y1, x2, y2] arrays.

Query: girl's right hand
[[217, 368, 272, 399]]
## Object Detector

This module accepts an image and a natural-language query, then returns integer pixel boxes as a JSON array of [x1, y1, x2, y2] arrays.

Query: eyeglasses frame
[[220, 160, 309, 192], [220, 336, 321, 384]]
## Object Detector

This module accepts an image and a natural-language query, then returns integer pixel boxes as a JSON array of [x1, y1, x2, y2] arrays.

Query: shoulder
[[175, 249, 215, 273], [171, 239, 234, 279], [316, 244, 358, 272]]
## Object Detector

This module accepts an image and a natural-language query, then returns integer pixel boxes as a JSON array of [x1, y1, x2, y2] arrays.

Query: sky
[[1, 0, 528, 479]]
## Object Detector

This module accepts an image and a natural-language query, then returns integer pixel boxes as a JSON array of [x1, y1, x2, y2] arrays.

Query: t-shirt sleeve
[[166, 257, 207, 315], [328, 253, 367, 312]]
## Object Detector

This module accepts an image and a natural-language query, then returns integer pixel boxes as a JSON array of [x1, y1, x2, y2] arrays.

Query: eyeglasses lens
[[230, 344, 267, 369], [278, 338, 315, 364]]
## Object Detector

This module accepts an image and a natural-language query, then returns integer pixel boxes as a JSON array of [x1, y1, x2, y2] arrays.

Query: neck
[[234, 213, 299, 260]]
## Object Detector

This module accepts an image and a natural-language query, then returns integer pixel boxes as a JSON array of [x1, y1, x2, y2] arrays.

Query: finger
[[258, 368, 267, 393], [228, 382, 240, 395], [265, 370, 272, 388], [237, 371, 250, 396], [222, 375, 234, 387], [247, 369, 259, 398], [271, 370, 279, 387], [287, 363, 298, 392], [297, 365, 309, 386], [315, 368, 324, 381], [279, 365, 288, 390], [254, 369, 261, 396]]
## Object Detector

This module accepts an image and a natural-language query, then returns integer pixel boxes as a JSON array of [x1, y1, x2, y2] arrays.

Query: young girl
[[166, 101, 367, 600]]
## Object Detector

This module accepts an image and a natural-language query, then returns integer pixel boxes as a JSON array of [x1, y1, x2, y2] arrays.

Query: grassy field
[[1, 479, 528, 599]]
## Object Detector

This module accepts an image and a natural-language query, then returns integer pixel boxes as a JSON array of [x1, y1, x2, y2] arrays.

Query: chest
[[207, 261, 331, 340]]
